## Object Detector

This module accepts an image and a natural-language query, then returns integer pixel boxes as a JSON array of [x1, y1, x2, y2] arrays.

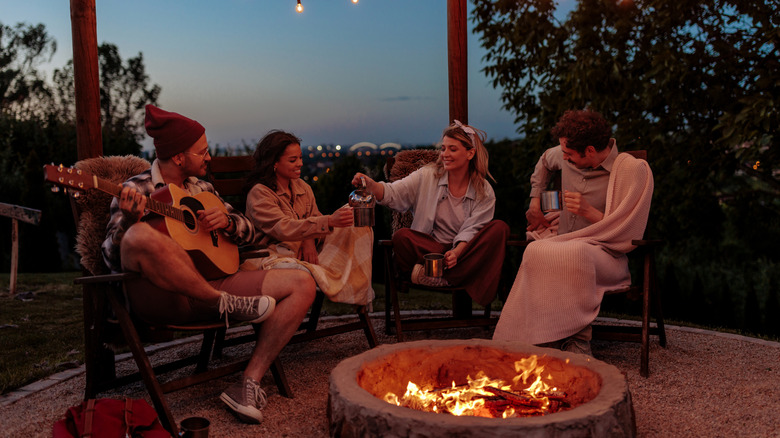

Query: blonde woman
[[353, 121, 509, 307]]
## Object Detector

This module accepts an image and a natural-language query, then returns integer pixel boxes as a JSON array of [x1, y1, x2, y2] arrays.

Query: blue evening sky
[[3, 0, 575, 150]]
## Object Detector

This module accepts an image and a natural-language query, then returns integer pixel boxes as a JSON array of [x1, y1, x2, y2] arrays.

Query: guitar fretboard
[[94, 176, 190, 225]]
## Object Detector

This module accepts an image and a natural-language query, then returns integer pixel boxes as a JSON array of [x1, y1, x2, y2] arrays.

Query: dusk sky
[[3, 1, 575, 151]]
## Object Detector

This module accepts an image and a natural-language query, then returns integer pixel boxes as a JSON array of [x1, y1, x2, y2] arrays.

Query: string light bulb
[[296, 0, 303, 13], [352, 0, 359, 3]]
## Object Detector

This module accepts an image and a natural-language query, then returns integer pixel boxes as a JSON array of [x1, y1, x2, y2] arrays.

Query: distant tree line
[[0, 21, 159, 271]]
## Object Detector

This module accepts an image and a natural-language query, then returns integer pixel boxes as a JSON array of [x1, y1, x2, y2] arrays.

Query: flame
[[383, 354, 561, 418]]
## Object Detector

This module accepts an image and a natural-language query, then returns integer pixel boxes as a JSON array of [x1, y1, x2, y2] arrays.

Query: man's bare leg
[[242, 269, 317, 381], [120, 222, 223, 304]]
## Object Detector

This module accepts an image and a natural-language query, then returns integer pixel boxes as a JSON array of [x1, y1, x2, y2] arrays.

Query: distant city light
[[317, 145, 322, 151], [336, 145, 341, 151]]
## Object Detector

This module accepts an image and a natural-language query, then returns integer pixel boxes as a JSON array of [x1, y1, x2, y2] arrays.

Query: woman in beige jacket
[[242, 130, 375, 305]]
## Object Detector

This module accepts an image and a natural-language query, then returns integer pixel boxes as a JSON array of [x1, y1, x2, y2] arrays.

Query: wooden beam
[[447, 0, 468, 125], [0, 202, 42, 225], [70, 0, 103, 160]]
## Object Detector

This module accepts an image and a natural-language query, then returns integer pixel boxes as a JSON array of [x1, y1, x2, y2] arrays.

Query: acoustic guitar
[[44, 164, 239, 279]]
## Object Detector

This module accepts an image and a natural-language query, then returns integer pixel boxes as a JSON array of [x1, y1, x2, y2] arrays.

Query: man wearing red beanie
[[102, 105, 317, 424]]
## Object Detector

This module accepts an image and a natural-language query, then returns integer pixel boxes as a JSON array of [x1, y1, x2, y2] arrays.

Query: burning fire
[[383, 355, 569, 418]]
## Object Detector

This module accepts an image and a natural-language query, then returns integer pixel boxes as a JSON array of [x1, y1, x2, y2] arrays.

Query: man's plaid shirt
[[101, 165, 255, 273]]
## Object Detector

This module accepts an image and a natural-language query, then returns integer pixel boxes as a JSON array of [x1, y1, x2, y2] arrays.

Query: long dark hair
[[244, 130, 302, 193]]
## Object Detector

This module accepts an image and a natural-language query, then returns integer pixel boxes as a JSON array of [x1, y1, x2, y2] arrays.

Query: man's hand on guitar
[[198, 207, 231, 232], [119, 186, 147, 223]]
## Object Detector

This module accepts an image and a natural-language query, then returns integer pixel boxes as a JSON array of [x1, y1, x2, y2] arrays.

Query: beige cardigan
[[243, 180, 374, 305], [493, 152, 654, 344]]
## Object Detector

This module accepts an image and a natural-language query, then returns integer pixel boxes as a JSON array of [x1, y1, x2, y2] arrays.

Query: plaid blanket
[[240, 226, 375, 305]]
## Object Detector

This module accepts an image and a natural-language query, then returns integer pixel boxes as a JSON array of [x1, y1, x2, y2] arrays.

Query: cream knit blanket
[[493, 153, 654, 344], [240, 226, 375, 305]]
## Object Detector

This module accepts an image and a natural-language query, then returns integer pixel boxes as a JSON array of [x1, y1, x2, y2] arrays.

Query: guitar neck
[[94, 178, 185, 222]]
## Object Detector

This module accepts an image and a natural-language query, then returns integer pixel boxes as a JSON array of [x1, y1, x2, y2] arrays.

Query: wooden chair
[[56, 156, 290, 436], [208, 155, 378, 349], [378, 149, 504, 341]]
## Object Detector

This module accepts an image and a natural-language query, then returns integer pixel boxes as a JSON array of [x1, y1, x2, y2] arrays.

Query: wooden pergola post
[[70, 0, 103, 160], [70, 0, 111, 403], [447, 0, 468, 125]]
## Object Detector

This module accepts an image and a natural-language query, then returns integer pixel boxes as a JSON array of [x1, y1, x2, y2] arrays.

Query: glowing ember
[[383, 355, 570, 418]]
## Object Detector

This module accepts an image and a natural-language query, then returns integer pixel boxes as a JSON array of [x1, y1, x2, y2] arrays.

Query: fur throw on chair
[[73, 155, 151, 275], [382, 148, 439, 233]]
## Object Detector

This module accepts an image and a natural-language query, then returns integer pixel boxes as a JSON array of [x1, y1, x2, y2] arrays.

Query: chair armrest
[[74, 271, 140, 285]]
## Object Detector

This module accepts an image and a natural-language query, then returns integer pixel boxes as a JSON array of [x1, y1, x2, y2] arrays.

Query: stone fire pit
[[328, 339, 635, 437]]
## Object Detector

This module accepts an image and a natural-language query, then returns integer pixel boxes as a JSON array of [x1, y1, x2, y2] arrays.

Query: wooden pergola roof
[[69, 0, 468, 160]]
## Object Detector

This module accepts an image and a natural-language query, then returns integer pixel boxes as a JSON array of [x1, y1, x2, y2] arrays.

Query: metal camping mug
[[179, 416, 210, 438], [540, 190, 562, 213], [353, 207, 375, 227], [348, 176, 376, 227], [423, 253, 445, 278]]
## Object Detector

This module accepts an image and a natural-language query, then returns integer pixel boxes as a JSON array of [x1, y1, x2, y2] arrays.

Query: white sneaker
[[410, 264, 450, 287], [217, 292, 275, 327], [220, 376, 267, 424]]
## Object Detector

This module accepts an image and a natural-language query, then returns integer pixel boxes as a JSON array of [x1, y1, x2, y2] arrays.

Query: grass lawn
[[1, 272, 84, 394], [0, 272, 481, 394], [6, 272, 768, 396]]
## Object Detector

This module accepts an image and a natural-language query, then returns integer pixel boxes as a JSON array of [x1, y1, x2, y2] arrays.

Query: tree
[[1, 23, 161, 271], [0, 22, 56, 119], [97, 43, 160, 155], [472, 0, 778, 246], [51, 43, 161, 156]]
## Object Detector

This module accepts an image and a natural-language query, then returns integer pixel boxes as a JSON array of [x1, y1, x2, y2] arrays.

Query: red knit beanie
[[144, 104, 206, 159]]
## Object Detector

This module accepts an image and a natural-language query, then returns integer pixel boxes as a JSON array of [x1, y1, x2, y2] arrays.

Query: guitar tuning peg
[[71, 192, 81, 199], [57, 164, 64, 172], [51, 186, 60, 193]]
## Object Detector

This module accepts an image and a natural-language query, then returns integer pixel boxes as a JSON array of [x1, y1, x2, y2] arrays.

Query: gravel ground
[[1, 316, 779, 437]]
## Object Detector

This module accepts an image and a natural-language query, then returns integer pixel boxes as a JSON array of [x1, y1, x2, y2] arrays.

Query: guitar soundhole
[[180, 197, 204, 232], [182, 210, 197, 231]]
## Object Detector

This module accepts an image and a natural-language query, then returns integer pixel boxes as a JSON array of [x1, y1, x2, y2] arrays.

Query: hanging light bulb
[[296, 0, 303, 13], [351, 0, 359, 3]]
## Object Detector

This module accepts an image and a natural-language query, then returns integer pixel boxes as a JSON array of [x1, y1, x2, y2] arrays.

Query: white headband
[[453, 120, 476, 147]]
